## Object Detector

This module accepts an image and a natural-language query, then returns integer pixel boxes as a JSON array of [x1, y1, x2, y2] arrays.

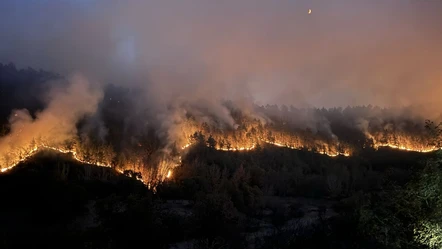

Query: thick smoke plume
[[0, 0, 441, 166], [0, 74, 103, 168]]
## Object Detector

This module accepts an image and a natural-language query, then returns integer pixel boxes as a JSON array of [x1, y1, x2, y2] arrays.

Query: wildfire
[[0, 143, 175, 189], [216, 144, 256, 151], [0, 166, 14, 173], [0, 144, 111, 173], [178, 134, 439, 157], [374, 143, 441, 153], [2, 130, 440, 189], [181, 143, 192, 150], [178, 138, 351, 157], [43, 145, 112, 167], [365, 131, 442, 153], [260, 139, 351, 157], [320, 151, 351, 157], [0, 145, 39, 173]]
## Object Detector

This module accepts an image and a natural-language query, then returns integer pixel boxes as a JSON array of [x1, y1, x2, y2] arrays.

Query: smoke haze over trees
[[1, 1, 442, 248], [1, 1, 442, 156]]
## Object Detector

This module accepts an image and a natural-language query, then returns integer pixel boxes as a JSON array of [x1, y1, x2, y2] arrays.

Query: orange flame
[[374, 143, 441, 153], [2, 128, 440, 189], [0, 144, 176, 189]]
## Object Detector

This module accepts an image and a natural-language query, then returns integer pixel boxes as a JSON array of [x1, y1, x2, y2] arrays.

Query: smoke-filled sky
[[1, 0, 442, 110]]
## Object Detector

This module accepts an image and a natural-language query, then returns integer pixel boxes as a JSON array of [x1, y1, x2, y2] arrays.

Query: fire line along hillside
[[1, 65, 442, 249]]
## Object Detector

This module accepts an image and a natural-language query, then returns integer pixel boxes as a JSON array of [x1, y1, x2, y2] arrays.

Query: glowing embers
[[181, 143, 192, 150], [260, 139, 351, 157], [0, 144, 111, 173], [0, 145, 39, 173], [216, 144, 256, 151], [374, 143, 441, 153], [364, 130, 441, 153], [0, 144, 177, 190], [181, 141, 256, 152], [0, 166, 14, 173], [42, 145, 112, 168], [319, 151, 351, 157], [180, 138, 351, 157]]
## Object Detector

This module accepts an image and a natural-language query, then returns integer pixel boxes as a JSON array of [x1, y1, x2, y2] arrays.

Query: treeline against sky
[[0, 63, 439, 158]]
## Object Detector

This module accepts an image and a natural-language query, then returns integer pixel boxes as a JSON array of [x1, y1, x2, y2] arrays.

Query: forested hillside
[[1, 65, 441, 249]]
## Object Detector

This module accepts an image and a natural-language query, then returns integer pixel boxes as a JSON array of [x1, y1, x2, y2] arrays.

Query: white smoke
[[0, 74, 103, 169]]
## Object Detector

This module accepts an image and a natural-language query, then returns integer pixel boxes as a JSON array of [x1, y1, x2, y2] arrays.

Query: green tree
[[412, 157, 442, 249], [358, 121, 442, 248]]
